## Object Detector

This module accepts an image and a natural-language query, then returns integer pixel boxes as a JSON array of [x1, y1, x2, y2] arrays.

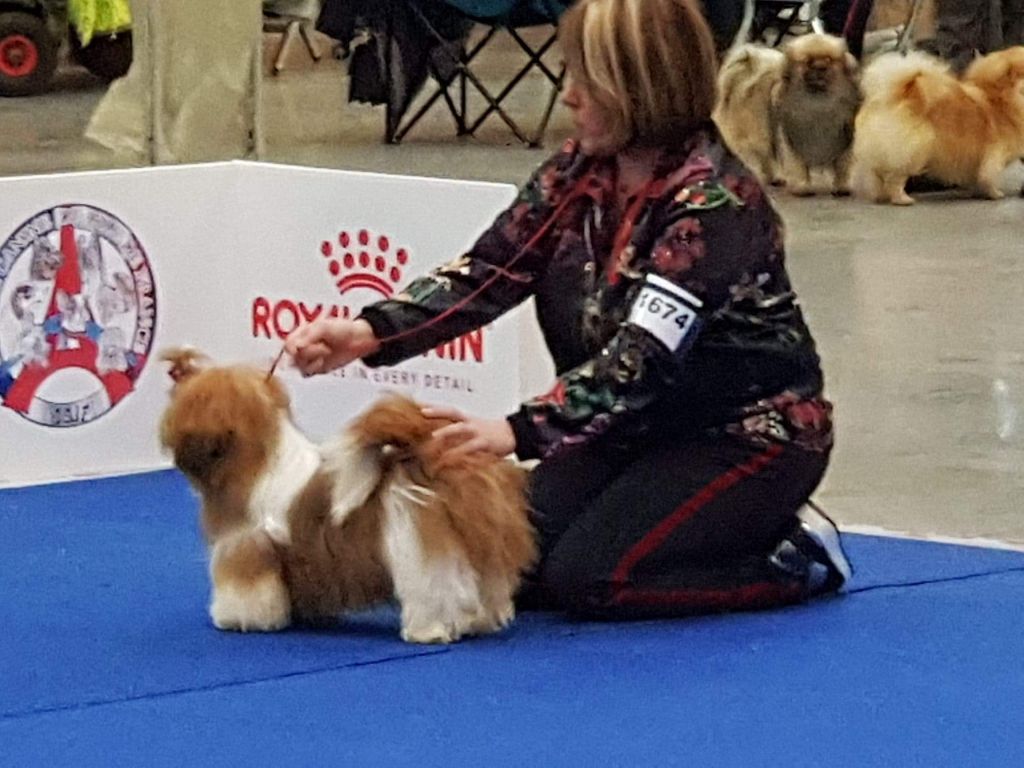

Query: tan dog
[[853, 47, 1024, 205], [158, 348, 536, 644], [775, 34, 862, 196], [714, 43, 786, 186]]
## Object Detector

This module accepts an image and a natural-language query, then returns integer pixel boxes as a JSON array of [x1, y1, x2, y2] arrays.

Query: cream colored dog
[[159, 348, 536, 644], [714, 43, 786, 186], [853, 47, 1024, 205]]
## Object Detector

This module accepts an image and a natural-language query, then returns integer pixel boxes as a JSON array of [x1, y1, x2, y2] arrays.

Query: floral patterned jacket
[[360, 127, 832, 460]]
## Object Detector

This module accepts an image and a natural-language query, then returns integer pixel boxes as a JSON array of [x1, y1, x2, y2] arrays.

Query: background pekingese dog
[[158, 348, 536, 644], [852, 47, 1024, 205], [775, 34, 862, 196], [714, 43, 786, 186]]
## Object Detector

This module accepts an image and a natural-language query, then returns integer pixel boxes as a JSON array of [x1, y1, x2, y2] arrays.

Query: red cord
[[265, 345, 288, 381], [370, 175, 593, 348], [267, 170, 638, 378]]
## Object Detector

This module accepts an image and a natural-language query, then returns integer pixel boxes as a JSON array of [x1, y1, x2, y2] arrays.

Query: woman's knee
[[526, 447, 617, 550], [538, 546, 614, 616]]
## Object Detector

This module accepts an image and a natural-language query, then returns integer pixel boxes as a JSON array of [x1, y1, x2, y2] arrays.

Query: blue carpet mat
[[0, 471, 440, 719], [3, 471, 1023, 767]]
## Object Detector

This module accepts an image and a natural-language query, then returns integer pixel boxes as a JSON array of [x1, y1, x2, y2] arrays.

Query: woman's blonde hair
[[559, 0, 718, 148]]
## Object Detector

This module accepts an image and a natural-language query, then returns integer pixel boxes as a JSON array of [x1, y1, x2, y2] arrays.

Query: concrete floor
[[3, 40, 1024, 543]]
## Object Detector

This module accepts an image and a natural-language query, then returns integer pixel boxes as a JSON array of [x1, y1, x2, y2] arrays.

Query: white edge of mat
[[2, 472, 1024, 554], [842, 524, 1024, 554], [0, 465, 175, 491]]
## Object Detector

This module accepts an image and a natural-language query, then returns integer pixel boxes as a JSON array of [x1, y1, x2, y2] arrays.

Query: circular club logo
[[0, 205, 156, 428]]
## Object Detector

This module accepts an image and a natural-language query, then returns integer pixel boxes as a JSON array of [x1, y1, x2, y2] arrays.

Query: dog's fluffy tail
[[348, 395, 441, 451], [860, 51, 955, 111], [323, 395, 445, 526], [716, 44, 785, 111]]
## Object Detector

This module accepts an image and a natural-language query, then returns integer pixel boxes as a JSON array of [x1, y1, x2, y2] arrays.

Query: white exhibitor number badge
[[627, 274, 703, 351]]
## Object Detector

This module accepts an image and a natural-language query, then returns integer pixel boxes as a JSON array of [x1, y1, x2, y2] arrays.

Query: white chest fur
[[246, 417, 321, 544]]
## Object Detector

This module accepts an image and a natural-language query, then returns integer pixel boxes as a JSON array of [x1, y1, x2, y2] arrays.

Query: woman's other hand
[[422, 406, 516, 459], [284, 318, 381, 376]]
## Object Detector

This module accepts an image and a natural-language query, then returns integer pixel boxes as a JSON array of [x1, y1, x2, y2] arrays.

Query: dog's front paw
[[209, 577, 292, 633]]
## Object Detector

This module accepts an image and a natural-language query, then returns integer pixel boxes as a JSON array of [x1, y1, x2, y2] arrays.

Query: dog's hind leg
[[850, 162, 878, 201], [468, 576, 517, 637], [976, 153, 1009, 200], [779, 139, 815, 196], [382, 491, 486, 644], [832, 151, 853, 197], [880, 173, 915, 205], [393, 549, 484, 644], [209, 530, 292, 632], [786, 160, 815, 196]]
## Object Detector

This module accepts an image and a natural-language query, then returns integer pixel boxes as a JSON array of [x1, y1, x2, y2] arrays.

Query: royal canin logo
[[251, 229, 484, 363]]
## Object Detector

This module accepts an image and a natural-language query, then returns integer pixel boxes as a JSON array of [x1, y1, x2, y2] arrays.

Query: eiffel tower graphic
[[3, 224, 136, 421]]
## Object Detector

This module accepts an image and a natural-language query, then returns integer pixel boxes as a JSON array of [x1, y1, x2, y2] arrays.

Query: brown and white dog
[[158, 348, 536, 644]]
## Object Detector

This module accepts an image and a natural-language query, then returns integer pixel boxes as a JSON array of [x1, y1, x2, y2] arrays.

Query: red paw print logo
[[320, 229, 409, 299]]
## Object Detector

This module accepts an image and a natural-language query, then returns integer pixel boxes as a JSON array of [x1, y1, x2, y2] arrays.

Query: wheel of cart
[[0, 6, 59, 96]]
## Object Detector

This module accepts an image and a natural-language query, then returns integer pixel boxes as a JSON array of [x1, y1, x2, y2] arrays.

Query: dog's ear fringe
[[160, 346, 209, 385]]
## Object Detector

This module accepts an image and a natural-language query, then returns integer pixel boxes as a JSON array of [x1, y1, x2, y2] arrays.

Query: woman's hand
[[422, 406, 516, 459], [284, 318, 381, 376]]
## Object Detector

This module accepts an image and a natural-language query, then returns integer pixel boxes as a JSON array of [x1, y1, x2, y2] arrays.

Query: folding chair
[[263, 0, 324, 75], [385, 0, 571, 147], [752, 0, 825, 46], [841, 0, 929, 59]]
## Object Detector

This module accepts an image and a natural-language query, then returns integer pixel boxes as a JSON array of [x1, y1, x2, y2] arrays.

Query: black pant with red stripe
[[524, 434, 830, 619]]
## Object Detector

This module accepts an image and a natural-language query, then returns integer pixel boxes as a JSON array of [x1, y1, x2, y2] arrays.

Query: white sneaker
[[795, 502, 853, 591]]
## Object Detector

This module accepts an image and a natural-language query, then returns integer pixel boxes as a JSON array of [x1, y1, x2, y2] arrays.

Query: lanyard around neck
[[607, 177, 664, 285]]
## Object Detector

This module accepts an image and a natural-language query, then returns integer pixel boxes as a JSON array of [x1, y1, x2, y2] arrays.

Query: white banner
[[0, 162, 552, 486]]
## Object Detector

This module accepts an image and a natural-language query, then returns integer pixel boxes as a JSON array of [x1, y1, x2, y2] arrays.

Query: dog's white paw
[[209, 577, 291, 633], [401, 603, 517, 643], [401, 621, 456, 645]]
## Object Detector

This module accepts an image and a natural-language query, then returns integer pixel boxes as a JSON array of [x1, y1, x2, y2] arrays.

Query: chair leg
[[299, 21, 323, 62], [897, 0, 928, 53], [459, 64, 531, 144], [459, 66, 468, 135], [464, 30, 561, 145], [807, 0, 825, 34], [528, 64, 565, 148], [273, 22, 300, 75], [390, 3, 478, 143], [502, 30, 562, 146], [776, 7, 801, 44], [392, 32, 473, 142]]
